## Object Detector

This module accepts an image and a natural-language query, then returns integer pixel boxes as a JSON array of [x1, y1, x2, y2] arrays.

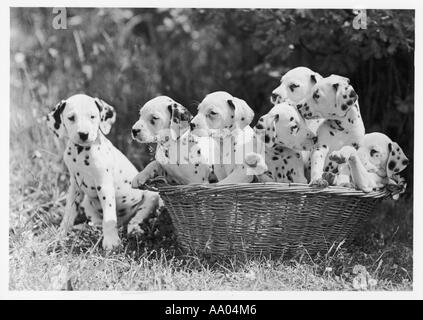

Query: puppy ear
[[46, 100, 67, 138], [386, 141, 409, 178], [228, 98, 254, 130], [168, 102, 192, 140], [310, 74, 317, 84], [333, 81, 355, 111], [94, 98, 116, 135]]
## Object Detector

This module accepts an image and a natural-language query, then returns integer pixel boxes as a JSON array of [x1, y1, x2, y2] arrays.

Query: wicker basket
[[148, 182, 390, 257]]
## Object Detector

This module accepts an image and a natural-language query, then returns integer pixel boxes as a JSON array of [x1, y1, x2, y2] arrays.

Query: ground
[[9, 147, 413, 291]]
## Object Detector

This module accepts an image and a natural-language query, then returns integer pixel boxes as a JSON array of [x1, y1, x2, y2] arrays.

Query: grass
[[9, 143, 413, 291]]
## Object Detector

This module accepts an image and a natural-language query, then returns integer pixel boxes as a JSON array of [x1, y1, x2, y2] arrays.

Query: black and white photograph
[[5, 1, 420, 299]]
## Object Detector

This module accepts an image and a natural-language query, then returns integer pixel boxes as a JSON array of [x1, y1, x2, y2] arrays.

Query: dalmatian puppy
[[131, 96, 229, 186], [254, 102, 317, 183], [296, 75, 365, 187], [47, 94, 160, 250], [270, 66, 324, 134], [189, 91, 265, 183], [326, 132, 409, 195]]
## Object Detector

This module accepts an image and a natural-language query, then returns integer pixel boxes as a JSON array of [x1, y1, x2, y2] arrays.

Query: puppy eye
[[90, 115, 96, 119], [289, 83, 299, 92], [209, 111, 217, 116], [150, 116, 159, 125], [370, 149, 378, 157], [68, 115, 75, 122], [313, 90, 320, 100]]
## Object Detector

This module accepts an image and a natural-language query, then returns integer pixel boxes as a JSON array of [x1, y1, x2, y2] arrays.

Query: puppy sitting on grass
[[47, 94, 160, 250]]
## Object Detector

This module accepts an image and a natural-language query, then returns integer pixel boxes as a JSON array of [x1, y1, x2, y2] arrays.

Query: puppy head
[[255, 102, 316, 151], [298, 75, 358, 120], [190, 91, 254, 137], [132, 96, 192, 143], [271, 66, 323, 105], [46, 94, 116, 146], [356, 132, 409, 178]]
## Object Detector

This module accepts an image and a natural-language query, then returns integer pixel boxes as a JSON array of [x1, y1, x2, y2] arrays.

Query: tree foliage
[[10, 8, 414, 193]]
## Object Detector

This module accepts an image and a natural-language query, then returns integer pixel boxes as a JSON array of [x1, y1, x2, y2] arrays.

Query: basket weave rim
[[153, 182, 391, 199]]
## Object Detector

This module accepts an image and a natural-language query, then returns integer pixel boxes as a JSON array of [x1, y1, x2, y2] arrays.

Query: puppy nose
[[132, 128, 140, 137], [312, 136, 318, 144], [78, 132, 89, 141], [271, 93, 279, 103], [189, 123, 196, 131]]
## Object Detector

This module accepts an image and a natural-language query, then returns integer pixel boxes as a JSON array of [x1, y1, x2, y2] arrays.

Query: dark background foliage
[[10, 8, 414, 195]]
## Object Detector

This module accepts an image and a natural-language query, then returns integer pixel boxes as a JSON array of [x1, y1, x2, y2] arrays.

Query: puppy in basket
[[254, 101, 317, 183], [131, 95, 266, 187], [325, 132, 409, 198], [189, 91, 267, 184]]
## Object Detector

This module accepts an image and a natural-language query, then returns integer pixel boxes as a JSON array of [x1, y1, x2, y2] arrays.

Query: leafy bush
[[10, 8, 414, 194]]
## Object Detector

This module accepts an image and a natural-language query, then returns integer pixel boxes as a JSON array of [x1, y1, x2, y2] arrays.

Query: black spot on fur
[[52, 101, 66, 130], [95, 100, 103, 112], [104, 109, 114, 121], [227, 100, 235, 109], [97, 186, 101, 191], [75, 145, 84, 154], [208, 171, 218, 183], [388, 161, 396, 171], [341, 104, 348, 111], [265, 135, 270, 143]]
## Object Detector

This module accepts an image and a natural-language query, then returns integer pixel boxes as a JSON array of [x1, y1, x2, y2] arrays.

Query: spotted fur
[[47, 94, 160, 250]]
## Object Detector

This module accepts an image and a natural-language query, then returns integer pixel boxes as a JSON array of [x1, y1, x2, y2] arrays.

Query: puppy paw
[[322, 172, 336, 185], [102, 232, 121, 251], [245, 153, 268, 175], [329, 151, 347, 164], [131, 172, 150, 189], [127, 222, 143, 236], [309, 178, 329, 188], [348, 153, 360, 164]]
